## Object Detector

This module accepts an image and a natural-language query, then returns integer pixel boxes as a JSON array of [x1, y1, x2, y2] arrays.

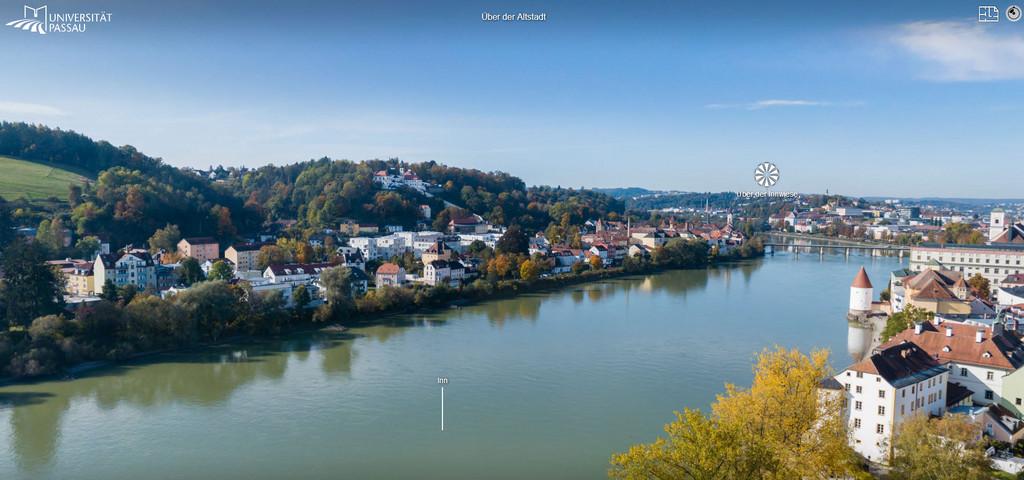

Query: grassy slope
[[0, 155, 88, 202]]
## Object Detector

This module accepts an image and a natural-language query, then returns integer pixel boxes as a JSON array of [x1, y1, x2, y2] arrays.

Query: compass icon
[[754, 162, 780, 188]]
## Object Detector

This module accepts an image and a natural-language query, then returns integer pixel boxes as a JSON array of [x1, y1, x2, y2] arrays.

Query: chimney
[[914, 322, 923, 335], [946, 326, 953, 337], [976, 328, 985, 343]]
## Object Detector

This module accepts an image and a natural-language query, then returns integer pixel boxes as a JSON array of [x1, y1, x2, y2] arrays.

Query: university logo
[[6, 5, 47, 35], [5, 4, 112, 34]]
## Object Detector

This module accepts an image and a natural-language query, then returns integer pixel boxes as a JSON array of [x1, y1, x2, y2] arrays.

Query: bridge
[[762, 242, 910, 258]]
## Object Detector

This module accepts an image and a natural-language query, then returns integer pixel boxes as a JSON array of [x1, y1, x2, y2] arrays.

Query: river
[[0, 248, 902, 479]]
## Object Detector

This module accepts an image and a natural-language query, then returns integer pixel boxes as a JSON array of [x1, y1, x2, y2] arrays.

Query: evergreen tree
[[0, 239, 65, 328]]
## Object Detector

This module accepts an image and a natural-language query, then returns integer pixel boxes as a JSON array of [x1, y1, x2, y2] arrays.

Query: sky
[[0, 0, 1021, 198]]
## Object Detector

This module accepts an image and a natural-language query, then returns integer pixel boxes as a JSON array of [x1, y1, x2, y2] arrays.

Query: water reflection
[[0, 333, 355, 472]]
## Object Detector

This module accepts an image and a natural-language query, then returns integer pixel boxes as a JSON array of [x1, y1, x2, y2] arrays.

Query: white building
[[94, 250, 158, 290], [423, 259, 466, 287], [909, 243, 1024, 286], [837, 341, 949, 463], [882, 319, 1024, 413]]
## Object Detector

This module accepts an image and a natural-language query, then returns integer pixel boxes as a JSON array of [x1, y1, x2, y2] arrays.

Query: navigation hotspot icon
[[754, 162, 780, 188]]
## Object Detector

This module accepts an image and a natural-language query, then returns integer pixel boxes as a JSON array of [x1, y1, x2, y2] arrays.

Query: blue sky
[[0, 0, 1021, 197]]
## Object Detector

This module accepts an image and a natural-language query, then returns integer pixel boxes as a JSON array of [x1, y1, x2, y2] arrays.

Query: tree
[[0, 196, 15, 255], [207, 260, 234, 281], [74, 236, 102, 259], [610, 348, 859, 480], [881, 304, 934, 342], [889, 414, 990, 479], [317, 266, 354, 322], [292, 284, 311, 318], [495, 225, 529, 255], [256, 245, 292, 270], [100, 279, 119, 302], [0, 239, 64, 328], [968, 273, 990, 301], [519, 259, 541, 282], [173, 280, 239, 340], [588, 255, 603, 270], [212, 205, 237, 239], [177, 257, 206, 286], [148, 223, 181, 252], [488, 254, 515, 279]]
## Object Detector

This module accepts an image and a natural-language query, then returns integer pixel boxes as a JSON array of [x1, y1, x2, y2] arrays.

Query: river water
[[0, 248, 901, 479]]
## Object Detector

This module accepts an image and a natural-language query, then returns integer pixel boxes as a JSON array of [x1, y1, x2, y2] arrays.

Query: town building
[[421, 239, 455, 264], [375, 262, 406, 286], [836, 341, 949, 463], [94, 250, 158, 290], [848, 267, 874, 318], [882, 320, 1024, 416], [909, 243, 1024, 286], [177, 237, 220, 263], [448, 214, 489, 234], [225, 242, 267, 273], [423, 259, 466, 287], [339, 221, 380, 237]]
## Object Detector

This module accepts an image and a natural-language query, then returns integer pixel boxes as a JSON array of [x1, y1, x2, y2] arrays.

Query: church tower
[[990, 208, 1009, 241]]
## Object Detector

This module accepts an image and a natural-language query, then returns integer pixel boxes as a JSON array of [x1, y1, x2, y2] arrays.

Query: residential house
[[424, 259, 465, 287], [422, 239, 455, 264], [94, 250, 158, 290], [177, 237, 220, 263], [375, 262, 407, 286], [225, 242, 267, 273], [836, 341, 949, 463], [340, 250, 366, 272], [448, 214, 489, 234], [882, 320, 1024, 416]]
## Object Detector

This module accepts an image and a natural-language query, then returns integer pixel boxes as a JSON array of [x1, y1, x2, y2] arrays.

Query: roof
[[851, 267, 872, 288], [882, 321, 1024, 371], [449, 215, 483, 225], [914, 242, 1024, 253], [376, 263, 402, 275], [181, 237, 218, 245], [428, 259, 464, 269], [819, 377, 843, 390], [946, 382, 974, 407], [266, 262, 340, 276], [847, 341, 946, 388], [991, 223, 1024, 244], [228, 242, 269, 252]]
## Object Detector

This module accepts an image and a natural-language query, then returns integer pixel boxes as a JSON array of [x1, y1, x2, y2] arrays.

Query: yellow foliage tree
[[610, 347, 864, 480], [888, 414, 990, 480]]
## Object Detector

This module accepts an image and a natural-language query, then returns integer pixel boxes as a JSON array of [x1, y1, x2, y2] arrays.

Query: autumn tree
[[968, 273, 990, 301], [610, 348, 860, 480], [148, 223, 181, 252], [256, 245, 292, 270], [888, 414, 990, 480], [207, 260, 234, 281], [496, 224, 529, 254], [519, 259, 541, 282], [588, 255, 603, 270]]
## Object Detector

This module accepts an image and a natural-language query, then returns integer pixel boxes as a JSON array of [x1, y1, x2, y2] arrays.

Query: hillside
[[0, 155, 87, 202]]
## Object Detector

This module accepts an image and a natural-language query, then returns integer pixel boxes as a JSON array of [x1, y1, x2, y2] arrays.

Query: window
[[855, 401, 862, 411], [856, 372, 863, 379], [987, 371, 994, 381], [854, 418, 861, 428], [845, 383, 851, 391], [1017, 398, 1022, 406], [986, 391, 994, 400], [876, 424, 884, 434], [961, 367, 968, 377], [878, 405, 885, 415], [900, 405, 905, 415], [878, 390, 885, 399], [875, 377, 880, 383], [856, 386, 862, 394]]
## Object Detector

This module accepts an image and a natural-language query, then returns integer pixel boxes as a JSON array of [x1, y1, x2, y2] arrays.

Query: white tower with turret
[[990, 208, 1009, 241], [849, 266, 873, 315]]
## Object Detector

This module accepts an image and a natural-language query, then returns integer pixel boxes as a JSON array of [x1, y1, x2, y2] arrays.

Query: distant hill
[[0, 155, 87, 202], [592, 187, 661, 199]]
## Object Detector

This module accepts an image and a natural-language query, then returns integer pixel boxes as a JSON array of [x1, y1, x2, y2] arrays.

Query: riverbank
[[0, 240, 763, 384]]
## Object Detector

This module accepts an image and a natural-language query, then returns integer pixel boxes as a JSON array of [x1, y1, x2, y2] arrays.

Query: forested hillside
[[0, 123, 623, 247]]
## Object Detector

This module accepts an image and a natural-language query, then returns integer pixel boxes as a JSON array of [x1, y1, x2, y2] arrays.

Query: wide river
[[0, 247, 901, 479]]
